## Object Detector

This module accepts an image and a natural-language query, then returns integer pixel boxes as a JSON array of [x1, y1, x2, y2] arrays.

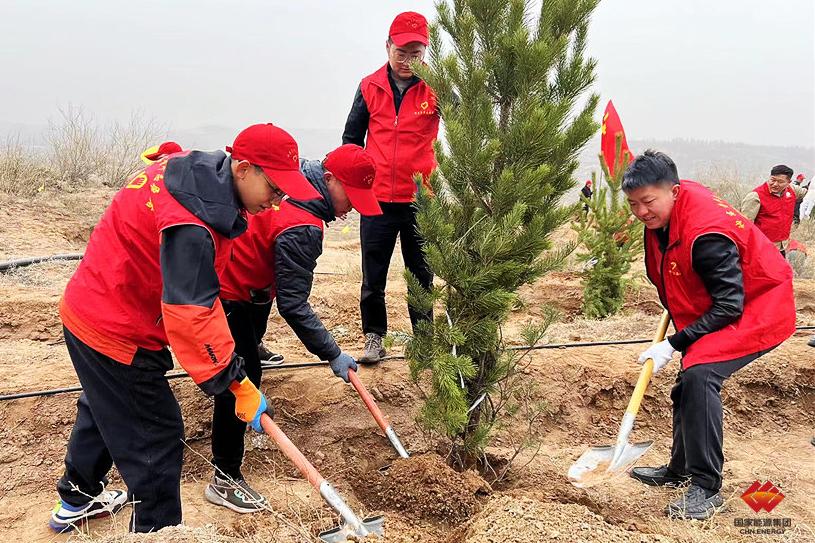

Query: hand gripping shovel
[[567, 310, 671, 488], [259, 414, 385, 542], [348, 369, 409, 458]]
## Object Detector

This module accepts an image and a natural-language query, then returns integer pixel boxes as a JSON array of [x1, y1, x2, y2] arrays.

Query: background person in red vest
[[741, 165, 808, 255], [622, 151, 795, 520], [342, 11, 438, 364], [208, 144, 381, 513], [50, 124, 319, 533]]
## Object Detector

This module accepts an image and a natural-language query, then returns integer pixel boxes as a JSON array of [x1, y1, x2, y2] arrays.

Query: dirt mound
[[460, 495, 675, 543], [92, 525, 237, 542], [355, 453, 490, 525]]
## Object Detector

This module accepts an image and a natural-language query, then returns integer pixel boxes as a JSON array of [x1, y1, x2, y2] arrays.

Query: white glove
[[638, 339, 676, 373]]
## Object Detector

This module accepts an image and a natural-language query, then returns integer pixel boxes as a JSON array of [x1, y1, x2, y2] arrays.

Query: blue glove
[[329, 352, 358, 383], [229, 377, 274, 433]]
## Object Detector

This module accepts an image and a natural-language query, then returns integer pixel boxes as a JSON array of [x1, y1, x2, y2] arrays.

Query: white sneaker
[[49, 489, 128, 532]]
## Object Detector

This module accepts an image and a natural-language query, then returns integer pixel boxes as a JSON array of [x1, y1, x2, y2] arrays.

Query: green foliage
[[573, 135, 643, 318], [406, 0, 600, 466]]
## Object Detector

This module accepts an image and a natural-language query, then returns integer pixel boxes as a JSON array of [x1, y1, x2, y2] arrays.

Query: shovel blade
[[567, 440, 653, 488], [319, 515, 385, 542]]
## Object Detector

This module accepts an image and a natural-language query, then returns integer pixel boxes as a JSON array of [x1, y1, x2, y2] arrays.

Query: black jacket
[[653, 228, 746, 353], [271, 160, 341, 361]]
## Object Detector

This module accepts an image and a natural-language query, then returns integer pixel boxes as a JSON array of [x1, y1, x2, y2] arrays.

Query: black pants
[[360, 202, 433, 336], [248, 301, 273, 345], [211, 300, 263, 479], [667, 346, 776, 491], [58, 327, 183, 533]]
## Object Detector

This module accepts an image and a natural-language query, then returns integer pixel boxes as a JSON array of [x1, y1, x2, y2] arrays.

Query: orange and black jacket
[[61, 151, 248, 395]]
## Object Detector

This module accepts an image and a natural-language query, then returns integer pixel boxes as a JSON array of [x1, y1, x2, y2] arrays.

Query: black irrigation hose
[[0, 360, 329, 401], [3, 326, 814, 402], [0, 253, 84, 272]]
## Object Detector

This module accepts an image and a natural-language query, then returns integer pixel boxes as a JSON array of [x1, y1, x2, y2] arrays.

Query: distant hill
[[4, 121, 813, 190], [576, 137, 814, 185]]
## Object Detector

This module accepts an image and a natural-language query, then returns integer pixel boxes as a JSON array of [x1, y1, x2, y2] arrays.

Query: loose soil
[[0, 192, 813, 542]]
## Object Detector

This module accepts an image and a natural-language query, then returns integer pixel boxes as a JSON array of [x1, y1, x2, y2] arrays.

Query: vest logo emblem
[[150, 183, 160, 194], [126, 172, 148, 190], [736, 220, 745, 229], [146, 199, 154, 211], [669, 261, 681, 276]]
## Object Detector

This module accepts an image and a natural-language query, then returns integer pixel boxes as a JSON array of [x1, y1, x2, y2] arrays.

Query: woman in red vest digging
[[623, 151, 795, 520], [741, 164, 808, 256]]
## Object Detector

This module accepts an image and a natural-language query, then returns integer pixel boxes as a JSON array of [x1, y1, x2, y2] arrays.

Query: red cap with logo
[[389, 11, 429, 46], [143, 141, 183, 161], [323, 144, 382, 216], [226, 124, 320, 201]]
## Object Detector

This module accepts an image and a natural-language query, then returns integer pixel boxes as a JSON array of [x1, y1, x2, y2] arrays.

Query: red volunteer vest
[[645, 181, 795, 368], [219, 200, 324, 303], [753, 182, 795, 242], [360, 64, 440, 203], [62, 154, 233, 360]]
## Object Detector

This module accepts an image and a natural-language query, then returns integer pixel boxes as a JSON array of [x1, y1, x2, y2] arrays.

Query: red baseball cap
[[323, 144, 381, 216], [143, 141, 183, 161], [226, 124, 320, 201], [389, 11, 429, 46]]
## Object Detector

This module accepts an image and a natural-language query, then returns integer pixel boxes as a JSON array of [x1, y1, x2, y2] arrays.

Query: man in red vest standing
[[623, 151, 795, 520], [50, 124, 319, 533], [206, 144, 381, 512], [342, 11, 438, 363], [741, 165, 808, 255]]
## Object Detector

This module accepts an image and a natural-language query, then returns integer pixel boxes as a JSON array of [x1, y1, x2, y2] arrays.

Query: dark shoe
[[808, 336, 815, 348], [49, 489, 128, 532], [257, 342, 284, 365], [359, 333, 386, 365], [630, 465, 691, 487], [205, 475, 267, 514], [665, 484, 725, 520]]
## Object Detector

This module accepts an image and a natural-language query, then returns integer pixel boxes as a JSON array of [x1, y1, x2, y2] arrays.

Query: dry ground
[[0, 190, 813, 542]]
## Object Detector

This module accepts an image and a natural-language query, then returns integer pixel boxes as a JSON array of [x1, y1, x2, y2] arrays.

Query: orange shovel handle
[[260, 414, 324, 490], [348, 369, 389, 432]]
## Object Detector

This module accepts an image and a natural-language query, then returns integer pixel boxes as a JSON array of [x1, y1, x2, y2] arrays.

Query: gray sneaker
[[359, 333, 386, 365], [205, 475, 267, 514], [665, 484, 725, 520]]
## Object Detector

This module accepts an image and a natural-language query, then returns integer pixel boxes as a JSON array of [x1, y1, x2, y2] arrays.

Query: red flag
[[601, 100, 634, 174]]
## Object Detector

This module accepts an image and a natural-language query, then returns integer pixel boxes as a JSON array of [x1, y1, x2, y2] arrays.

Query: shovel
[[259, 414, 384, 542], [348, 369, 409, 459], [567, 310, 671, 488]]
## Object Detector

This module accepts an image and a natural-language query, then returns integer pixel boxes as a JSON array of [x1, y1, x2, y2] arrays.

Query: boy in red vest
[[205, 144, 381, 512], [623, 151, 795, 520], [342, 11, 438, 363], [50, 124, 320, 533], [741, 165, 808, 255]]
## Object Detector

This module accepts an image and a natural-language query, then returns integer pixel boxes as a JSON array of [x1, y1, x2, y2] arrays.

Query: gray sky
[[1, 0, 813, 149]]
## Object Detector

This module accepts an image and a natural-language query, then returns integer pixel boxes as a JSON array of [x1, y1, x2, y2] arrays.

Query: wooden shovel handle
[[625, 311, 671, 416], [348, 369, 390, 432], [260, 414, 325, 490]]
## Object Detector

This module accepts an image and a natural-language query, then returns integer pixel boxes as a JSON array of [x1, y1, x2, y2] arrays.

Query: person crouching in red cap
[[50, 123, 319, 533], [343, 11, 439, 364], [206, 144, 381, 512]]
